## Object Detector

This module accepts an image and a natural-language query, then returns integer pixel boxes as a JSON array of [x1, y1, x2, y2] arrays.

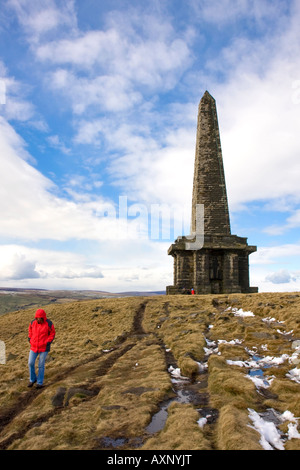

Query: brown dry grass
[[0, 292, 300, 450]]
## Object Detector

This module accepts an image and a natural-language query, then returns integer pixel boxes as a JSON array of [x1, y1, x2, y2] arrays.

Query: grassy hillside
[[0, 289, 128, 317], [0, 292, 300, 450]]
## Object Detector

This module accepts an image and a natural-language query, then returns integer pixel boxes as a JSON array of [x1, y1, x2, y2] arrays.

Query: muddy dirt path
[[0, 302, 149, 450], [0, 300, 217, 450]]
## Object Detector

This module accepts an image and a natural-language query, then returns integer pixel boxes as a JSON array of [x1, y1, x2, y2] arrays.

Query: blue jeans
[[28, 350, 48, 385]]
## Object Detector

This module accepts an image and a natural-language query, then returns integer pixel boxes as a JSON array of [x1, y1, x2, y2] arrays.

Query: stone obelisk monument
[[167, 91, 258, 295]]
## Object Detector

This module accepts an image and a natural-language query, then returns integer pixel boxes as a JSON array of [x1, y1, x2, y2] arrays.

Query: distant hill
[[1, 292, 300, 450], [0, 288, 166, 316]]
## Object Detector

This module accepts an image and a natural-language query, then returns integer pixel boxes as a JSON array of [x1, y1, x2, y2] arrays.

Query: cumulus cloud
[[214, 24, 300, 213], [0, 254, 40, 280], [0, 116, 124, 242], [34, 13, 191, 115], [265, 270, 297, 285], [6, 0, 77, 41], [0, 241, 172, 291], [0, 245, 104, 283], [192, 0, 287, 26], [0, 60, 36, 122], [49, 70, 142, 114], [251, 244, 300, 265]]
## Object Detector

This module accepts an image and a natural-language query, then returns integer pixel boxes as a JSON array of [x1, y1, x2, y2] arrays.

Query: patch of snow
[[218, 339, 243, 345], [205, 338, 217, 348], [277, 329, 293, 335], [204, 346, 219, 356], [262, 317, 284, 324], [261, 354, 289, 366], [286, 367, 300, 384], [281, 410, 298, 423], [248, 409, 285, 450], [233, 308, 255, 317], [168, 366, 190, 382], [246, 374, 274, 389], [228, 353, 289, 369], [248, 408, 300, 449], [227, 359, 259, 368], [197, 417, 207, 428], [288, 423, 300, 440], [197, 361, 208, 372]]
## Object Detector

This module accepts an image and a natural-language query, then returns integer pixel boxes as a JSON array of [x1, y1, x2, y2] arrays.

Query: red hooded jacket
[[28, 309, 56, 353]]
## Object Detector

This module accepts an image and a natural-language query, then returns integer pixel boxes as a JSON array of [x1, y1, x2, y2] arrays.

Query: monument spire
[[191, 91, 230, 236], [167, 91, 257, 295]]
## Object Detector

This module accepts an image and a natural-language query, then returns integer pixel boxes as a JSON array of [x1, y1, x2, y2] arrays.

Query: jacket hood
[[35, 308, 47, 319]]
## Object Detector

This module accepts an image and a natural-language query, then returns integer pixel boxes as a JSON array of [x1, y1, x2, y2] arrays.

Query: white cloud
[[251, 244, 300, 266], [6, 0, 77, 41], [249, 243, 300, 292], [0, 253, 40, 280], [0, 61, 36, 122], [67, 3, 300, 221], [35, 10, 192, 85], [32, 11, 192, 114], [0, 245, 104, 282], [47, 135, 71, 155], [36, 29, 122, 67], [50, 69, 142, 113], [192, 0, 288, 26], [0, 240, 172, 291], [0, 116, 185, 244], [213, 14, 300, 213], [265, 270, 297, 285], [0, 116, 126, 241]]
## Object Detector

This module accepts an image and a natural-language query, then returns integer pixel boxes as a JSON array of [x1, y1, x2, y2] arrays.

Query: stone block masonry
[[167, 91, 258, 295]]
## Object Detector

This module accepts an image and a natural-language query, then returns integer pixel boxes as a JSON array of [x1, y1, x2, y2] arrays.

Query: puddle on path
[[146, 369, 212, 434], [247, 353, 273, 387], [146, 399, 173, 434]]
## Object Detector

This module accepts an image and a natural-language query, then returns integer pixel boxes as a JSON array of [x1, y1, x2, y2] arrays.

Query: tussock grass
[[216, 405, 262, 450], [143, 297, 208, 377], [208, 355, 257, 410], [1, 292, 300, 450]]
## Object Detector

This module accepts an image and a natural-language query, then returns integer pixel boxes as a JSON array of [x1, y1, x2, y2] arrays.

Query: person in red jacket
[[28, 308, 55, 388]]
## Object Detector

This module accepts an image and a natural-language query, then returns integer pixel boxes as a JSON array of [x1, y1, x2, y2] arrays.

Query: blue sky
[[0, 0, 300, 293]]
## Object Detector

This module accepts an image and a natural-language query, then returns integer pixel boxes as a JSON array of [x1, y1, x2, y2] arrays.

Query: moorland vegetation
[[0, 292, 300, 450]]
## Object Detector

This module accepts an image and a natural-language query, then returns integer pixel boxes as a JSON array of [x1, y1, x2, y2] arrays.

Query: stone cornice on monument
[[168, 234, 257, 255]]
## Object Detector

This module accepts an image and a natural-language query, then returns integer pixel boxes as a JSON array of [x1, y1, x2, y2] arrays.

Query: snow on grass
[[247, 373, 275, 389], [197, 361, 208, 372], [168, 366, 190, 382], [227, 353, 290, 369], [262, 317, 285, 325], [288, 423, 300, 440], [197, 417, 207, 428], [224, 306, 255, 317], [277, 329, 294, 335], [286, 367, 300, 384], [218, 338, 243, 345], [248, 408, 300, 450], [248, 409, 285, 450], [233, 308, 255, 317]]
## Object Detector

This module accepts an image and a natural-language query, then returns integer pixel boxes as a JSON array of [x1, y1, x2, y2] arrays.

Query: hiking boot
[[36, 384, 44, 389], [27, 380, 36, 388]]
